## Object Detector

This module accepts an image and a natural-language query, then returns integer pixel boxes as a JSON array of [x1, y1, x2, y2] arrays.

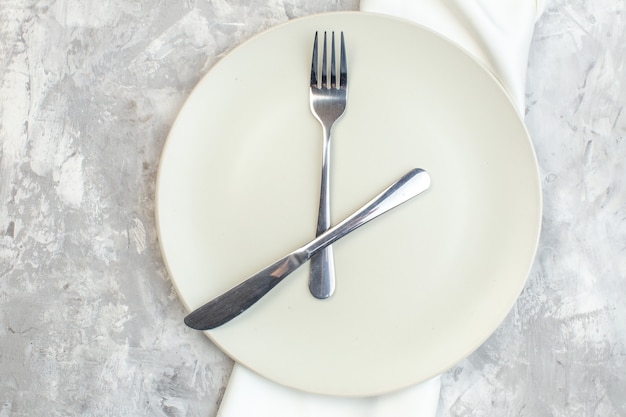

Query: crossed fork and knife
[[184, 32, 430, 330]]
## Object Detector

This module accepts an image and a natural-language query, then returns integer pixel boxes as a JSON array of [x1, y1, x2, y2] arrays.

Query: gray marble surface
[[1, 0, 624, 416]]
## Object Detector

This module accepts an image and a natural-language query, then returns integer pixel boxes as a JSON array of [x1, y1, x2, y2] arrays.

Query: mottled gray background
[[1, 0, 624, 416]]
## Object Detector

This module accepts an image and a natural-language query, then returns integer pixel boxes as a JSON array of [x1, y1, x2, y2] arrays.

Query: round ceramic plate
[[156, 12, 541, 396]]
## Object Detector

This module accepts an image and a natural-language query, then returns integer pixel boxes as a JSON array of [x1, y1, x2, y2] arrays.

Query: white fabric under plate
[[362, 0, 546, 113]]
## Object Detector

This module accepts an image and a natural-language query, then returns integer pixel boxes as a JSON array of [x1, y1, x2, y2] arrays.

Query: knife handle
[[304, 168, 431, 257]]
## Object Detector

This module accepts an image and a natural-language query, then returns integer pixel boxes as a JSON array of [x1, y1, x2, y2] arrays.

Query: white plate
[[156, 12, 541, 396]]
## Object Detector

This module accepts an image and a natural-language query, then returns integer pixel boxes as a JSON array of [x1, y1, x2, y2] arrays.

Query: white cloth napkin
[[216, 1, 545, 416], [217, 364, 441, 417], [361, 0, 546, 114]]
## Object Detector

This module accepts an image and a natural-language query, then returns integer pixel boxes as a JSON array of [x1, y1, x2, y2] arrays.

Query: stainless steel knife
[[184, 168, 431, 330]]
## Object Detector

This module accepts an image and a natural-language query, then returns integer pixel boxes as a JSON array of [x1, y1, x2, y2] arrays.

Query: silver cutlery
[[184, 168, 431, 330], [309, 31, 348, 299]]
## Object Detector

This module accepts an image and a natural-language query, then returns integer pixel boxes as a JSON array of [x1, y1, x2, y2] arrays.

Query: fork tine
[[340, 32, 347, 89], [321, 32, 328, 88], [330, 32, 337, 89], [310, 32, 318, 87]]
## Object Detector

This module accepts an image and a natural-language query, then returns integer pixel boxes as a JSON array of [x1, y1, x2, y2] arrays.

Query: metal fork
[[308, 31, 348, 299]]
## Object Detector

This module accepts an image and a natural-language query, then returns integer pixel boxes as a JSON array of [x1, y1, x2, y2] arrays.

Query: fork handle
[[310, 127, 335, 299]]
